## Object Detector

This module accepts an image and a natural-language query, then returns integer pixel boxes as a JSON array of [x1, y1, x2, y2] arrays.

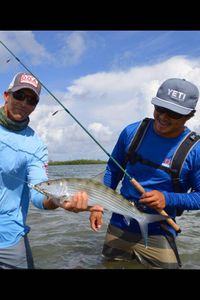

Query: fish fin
[[123, 216, 132, 226], [145, 213, 169, 224]]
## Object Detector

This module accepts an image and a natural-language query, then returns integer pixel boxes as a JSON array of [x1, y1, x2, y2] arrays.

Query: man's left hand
[[139, 190, 166, 210]]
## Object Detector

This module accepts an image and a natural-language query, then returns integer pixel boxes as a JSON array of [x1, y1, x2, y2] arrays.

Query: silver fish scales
[[33, 178, 168, 247]]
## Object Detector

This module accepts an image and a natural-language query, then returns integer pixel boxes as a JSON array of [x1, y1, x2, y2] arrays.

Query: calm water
[[27, 164, 200, 269]]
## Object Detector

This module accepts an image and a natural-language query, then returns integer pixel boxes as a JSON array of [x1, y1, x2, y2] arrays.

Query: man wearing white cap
[[0, 72, 102, 269], [90, 78, 200, 269]]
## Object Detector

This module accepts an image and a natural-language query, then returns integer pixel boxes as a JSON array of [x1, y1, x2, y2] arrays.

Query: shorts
[[0, 235, 34, 269], [102, 224, 181, 269]]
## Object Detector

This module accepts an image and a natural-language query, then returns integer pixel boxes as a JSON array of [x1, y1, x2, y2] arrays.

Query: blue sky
[[1, 30, 200, 161]]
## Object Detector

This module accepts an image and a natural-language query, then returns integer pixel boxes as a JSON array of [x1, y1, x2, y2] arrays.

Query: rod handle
[[130, 179, 181, 233], [156, 208, 181, 233], [130, 178, 145, 193]]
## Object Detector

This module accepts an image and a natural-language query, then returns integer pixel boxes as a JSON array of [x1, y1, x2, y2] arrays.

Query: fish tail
[[139, 214, 169, 248], [138, 220, 148, 248]]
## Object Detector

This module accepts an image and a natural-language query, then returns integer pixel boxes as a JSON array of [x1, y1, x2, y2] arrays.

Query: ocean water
[[27, 164, 200, 269]]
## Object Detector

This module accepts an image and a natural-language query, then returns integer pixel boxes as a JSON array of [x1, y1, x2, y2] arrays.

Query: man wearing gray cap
[[90, 78, 200, 269], [0, 72, 103, 269]]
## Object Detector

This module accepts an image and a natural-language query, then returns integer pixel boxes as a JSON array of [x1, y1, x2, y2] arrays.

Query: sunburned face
[[153, 107, 191, 138], [4, 88, 38, 122]]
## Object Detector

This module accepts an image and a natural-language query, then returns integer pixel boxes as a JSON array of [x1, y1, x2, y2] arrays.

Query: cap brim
[[151, 97, 192, 115], [9, 85, 39, 97]]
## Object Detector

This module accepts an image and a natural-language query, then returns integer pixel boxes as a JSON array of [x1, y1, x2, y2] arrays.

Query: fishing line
[[3, 172, 36, 191], [0, 40, 132, 181], [0, 40, 181, 233]]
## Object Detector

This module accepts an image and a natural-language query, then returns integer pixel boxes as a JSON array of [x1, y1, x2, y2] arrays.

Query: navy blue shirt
[[104, 119, 200, 236]]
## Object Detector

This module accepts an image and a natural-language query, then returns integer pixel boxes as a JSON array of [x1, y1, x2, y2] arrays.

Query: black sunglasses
[[11, 90, 39, 106], [154, 105, 185, 119]]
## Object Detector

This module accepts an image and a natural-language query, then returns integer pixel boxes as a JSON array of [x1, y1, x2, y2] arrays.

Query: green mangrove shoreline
[[48, 159, 107, 166]]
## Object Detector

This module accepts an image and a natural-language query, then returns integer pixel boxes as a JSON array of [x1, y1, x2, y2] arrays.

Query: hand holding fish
[[139, 190, 166, 210], [60, 191, 89, 212], [59, 191, 104, 214], [43, 191, 90, 212], [89, 210, 103, 231]]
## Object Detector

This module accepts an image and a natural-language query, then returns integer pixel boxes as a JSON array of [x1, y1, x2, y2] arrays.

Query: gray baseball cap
[[8, 72, 41, 97], [151, 78, 199, 115]]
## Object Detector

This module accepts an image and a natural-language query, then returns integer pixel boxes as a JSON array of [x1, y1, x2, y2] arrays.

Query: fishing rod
[[0, 40, 180, 233]]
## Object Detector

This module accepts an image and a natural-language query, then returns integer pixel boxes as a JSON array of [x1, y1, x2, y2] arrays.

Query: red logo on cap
[[20, 74, 38, 88]]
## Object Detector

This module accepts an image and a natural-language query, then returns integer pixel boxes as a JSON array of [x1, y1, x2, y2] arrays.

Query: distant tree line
[[48, 159, 107, 165]]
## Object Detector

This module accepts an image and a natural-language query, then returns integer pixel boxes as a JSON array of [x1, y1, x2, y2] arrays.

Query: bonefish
[[32, 178, 169, 247]]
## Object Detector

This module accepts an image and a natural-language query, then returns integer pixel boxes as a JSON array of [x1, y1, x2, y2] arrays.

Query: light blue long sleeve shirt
[[104, 119, 200, 236], [0, 124, 48, 248]]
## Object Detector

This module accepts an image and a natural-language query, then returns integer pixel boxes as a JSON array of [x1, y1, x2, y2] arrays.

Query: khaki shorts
[[102, 224, 181, 269]]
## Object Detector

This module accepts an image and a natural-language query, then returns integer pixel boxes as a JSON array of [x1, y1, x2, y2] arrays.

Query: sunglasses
[[154, 105, 185, 119], [11, 90, 39, 106]]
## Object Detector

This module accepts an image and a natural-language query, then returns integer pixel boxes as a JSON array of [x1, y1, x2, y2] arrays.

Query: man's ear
[[3, 91, 9, 104]]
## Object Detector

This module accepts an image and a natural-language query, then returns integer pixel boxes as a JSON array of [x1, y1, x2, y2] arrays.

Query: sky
[[1, 30, 200, 161]]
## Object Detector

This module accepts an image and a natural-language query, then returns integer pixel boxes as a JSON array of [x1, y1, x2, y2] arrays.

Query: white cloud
[[0, 31, 53, 68], [57, 31, 87, 66], [29, 55, 200, 160], [0, 31, 89, 72], [88, 122, 113, 142]]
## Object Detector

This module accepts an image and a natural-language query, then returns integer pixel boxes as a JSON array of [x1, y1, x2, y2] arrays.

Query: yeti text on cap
[[20, 74, 39, 88], [168, 89, 186, 102]]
